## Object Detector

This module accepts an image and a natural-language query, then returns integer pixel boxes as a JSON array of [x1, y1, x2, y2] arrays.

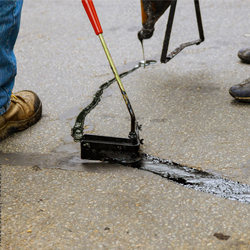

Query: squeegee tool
[[73, 0, 142, 164]]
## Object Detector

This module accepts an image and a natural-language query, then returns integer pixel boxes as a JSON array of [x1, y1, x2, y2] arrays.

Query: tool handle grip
[[82, 0, 103, 35]]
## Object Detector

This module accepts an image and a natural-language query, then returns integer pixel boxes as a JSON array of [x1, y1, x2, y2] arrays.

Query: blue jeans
[[0, 0, 23, 115]]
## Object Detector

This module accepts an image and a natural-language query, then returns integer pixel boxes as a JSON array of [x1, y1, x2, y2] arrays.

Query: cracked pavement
[[1, 0, 250, 249]]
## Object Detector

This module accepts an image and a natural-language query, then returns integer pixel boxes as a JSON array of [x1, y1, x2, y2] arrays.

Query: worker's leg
[[0, 0, 42, 141], [0, 0, 24, 115]]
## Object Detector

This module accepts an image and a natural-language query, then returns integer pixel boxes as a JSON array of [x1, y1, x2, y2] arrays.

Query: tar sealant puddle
[[134, 154, 250, 204], [55, 153, 250, 205], [58, 152, 250, 204]]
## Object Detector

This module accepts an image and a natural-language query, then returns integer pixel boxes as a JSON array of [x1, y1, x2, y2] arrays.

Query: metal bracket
[[160, 0, 205, 63]]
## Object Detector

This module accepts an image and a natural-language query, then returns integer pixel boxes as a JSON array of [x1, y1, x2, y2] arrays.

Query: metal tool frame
[[79, 33, 141, 163], [160, 0, 204, 63]]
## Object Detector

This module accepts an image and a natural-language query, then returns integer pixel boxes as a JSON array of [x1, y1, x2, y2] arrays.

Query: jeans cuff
[[0, 98, 10, 116]]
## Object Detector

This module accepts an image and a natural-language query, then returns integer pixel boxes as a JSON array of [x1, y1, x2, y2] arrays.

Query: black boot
[[238, 48, 250, 64], [229, 48, 250, 102], [229, 78, 250, 102]]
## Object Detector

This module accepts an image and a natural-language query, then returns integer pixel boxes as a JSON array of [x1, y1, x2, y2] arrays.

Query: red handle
[[82, 0, 103, 35]]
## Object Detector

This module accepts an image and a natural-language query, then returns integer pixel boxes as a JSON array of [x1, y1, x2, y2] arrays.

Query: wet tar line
[[71, 60, 156, 141], [136, 154, 250, 204]]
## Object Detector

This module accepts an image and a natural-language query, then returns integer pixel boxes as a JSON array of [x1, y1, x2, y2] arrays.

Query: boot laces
[[239, 78, 250, 88], [11, 93, 18, 101]]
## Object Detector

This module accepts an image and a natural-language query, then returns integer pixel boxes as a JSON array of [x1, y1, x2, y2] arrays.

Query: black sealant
[[133, 154, 250, 204]]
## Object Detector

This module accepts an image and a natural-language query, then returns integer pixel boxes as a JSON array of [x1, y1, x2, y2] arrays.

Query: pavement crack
[[1, 150, 250, 204]]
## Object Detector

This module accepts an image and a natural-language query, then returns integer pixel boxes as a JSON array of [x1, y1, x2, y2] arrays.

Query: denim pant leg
[[0, 0, 23, 115]]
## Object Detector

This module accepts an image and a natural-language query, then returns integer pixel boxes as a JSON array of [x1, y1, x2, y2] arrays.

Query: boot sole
[[0, 102, 42, 141], [229, 90, 250, 102]]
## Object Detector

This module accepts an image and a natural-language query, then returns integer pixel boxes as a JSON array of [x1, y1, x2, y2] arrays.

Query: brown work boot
[[0, 90, 42, 141]]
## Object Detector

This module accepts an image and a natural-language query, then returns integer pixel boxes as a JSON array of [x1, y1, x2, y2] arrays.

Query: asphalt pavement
[[1, 0, 250, 249]]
